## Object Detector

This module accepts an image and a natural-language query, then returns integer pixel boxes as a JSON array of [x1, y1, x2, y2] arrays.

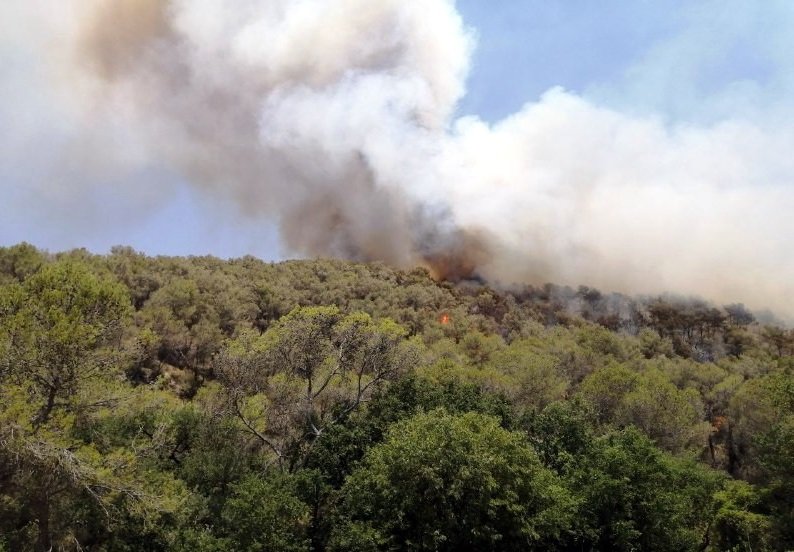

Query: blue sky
[[457, 0, 794, 124], [1, 0, 793, 259], [456, 0, 686, 122]]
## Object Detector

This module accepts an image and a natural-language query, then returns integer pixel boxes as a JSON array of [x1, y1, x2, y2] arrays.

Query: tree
[[0, 260, 130, 427], [568, 428, 725, 551], [579, 364, 707, 452], [724, 303, 755, 327], [707, 480, 771, 551], [215, 307, 416, 468], [0, 242, 45, 283], [137, 277, 226, 394], [756, 414, 794, 546], [294, 372, 520, 549], [330, 410, 574, 551], [760, 325, 794, 357], [730, 372, 794, 545], [487, 340, 569, 411], [106, 245, 162, 310], [578, 363, 639, 424], [0, 261, 184, 550], [617, 369, 707, 452], [220, 474, 310, 552]]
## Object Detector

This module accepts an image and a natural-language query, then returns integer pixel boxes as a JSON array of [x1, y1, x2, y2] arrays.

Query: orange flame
[[440, 313, 450, 325]]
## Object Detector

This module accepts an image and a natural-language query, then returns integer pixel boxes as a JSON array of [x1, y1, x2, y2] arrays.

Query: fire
[[440, 313, 450, 325]]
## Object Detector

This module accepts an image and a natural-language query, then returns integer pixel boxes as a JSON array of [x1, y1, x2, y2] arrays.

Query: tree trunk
[[726, 422, 741, 476], [33, 489, 51, 552], [33, 384, 59, 430], [707, 433, 717, 467]]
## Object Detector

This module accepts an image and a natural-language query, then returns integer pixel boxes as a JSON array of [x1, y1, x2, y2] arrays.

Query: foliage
[[567, 428, 724, 551], [331, 410, 574, 551], [0, 244, 788, 550], [220, 474, 310, 552]]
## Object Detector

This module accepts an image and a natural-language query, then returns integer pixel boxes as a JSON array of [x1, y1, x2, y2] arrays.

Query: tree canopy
[[0, 243, 791, 551]]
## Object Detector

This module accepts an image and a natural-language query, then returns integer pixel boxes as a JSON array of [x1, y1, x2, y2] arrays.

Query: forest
[[1, 242, 792, 551]]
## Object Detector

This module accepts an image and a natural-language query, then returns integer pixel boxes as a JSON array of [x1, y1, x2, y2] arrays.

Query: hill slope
[[1, 243, 792, 550]]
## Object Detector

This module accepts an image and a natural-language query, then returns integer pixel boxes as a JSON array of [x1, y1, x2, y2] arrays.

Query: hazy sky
[[1, 1, 794, 316]]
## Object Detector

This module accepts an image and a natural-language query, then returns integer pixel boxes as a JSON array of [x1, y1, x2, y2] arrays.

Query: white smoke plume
[[3, 0, 794, 316]]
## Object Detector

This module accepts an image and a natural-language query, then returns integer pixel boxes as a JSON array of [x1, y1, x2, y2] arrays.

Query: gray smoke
[[3, 0, 794, 316], [67, 0, 485, 277]]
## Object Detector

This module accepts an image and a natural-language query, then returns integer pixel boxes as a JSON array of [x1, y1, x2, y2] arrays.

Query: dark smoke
[[72, 0, 475, 276]]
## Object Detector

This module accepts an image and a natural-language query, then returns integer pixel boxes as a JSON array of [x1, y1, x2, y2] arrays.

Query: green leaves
[[710, 480, 771, 551], [0, 248, 789, 550], [561, 427, 722, 551], [1, 260, 131, 425], [220, 474, 310, 552], [579, 364, 708, 452], [333, 410, 574, 551], [0, 260, 187, 550], [215, 307, 415, 467], [0, 242, 45, 283]]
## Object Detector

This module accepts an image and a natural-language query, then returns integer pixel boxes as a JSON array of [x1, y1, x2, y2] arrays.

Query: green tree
[[0, 260, 130, 427], [488, 340, 569, 411], [215, 307, 416, 468], [137, 277, 225, 394], [0, 242, 45, 283], [579, 365, 707, 452], [578, 363, 639, 424], [0, 261, 184, 550], [220, 474, 310, 552], [331, 410, 574, 551], [707, 480, 771, 551], [730, 372, 794, 545], [569, 428, 724, 551]]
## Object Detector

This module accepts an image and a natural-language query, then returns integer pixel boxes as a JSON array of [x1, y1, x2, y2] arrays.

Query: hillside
[[1, 242, 792, 551]]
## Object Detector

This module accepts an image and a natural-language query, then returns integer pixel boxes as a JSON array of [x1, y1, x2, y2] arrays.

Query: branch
[[231, 399, 283, 464]]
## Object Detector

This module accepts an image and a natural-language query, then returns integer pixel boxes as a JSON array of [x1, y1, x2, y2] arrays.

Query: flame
[[440, 313, 450, 325]]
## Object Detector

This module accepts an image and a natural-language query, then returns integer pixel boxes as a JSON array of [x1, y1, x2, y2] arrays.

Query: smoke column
[[5, 0, 794, 316]]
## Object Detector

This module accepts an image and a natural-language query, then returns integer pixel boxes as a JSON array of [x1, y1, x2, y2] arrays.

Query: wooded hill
[[1, 242, 792, 551]]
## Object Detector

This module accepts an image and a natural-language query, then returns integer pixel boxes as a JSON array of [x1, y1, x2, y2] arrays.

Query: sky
[[458, 0, 793, 123], [1, 0, 794, 314]]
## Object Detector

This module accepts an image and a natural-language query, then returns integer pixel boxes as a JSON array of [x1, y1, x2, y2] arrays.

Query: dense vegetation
[[1, 242, 792, 551]]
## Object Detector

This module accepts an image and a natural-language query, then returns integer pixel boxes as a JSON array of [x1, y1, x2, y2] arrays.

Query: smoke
[[67, 0, 486, 272], [441, 92, 794, 309], [4, 0, 794, 316]]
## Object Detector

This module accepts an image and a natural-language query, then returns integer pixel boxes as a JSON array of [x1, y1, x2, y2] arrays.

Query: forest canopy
[[0, 243, 792, 551]]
